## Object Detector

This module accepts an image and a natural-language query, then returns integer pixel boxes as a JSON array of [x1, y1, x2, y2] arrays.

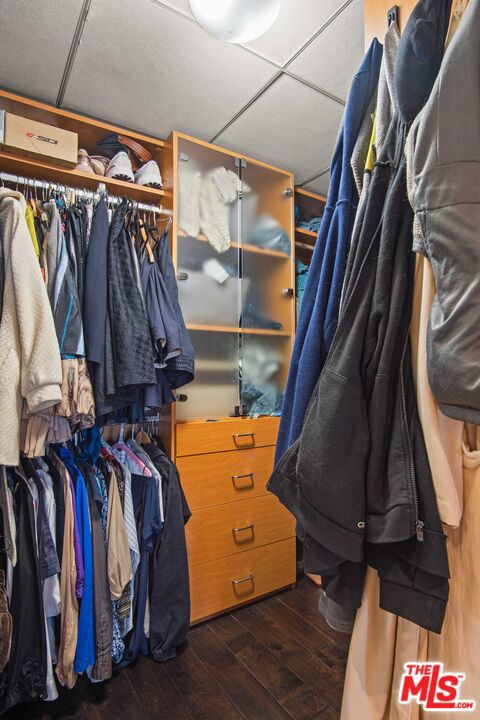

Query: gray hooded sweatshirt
[[407, 0, 480, 424]]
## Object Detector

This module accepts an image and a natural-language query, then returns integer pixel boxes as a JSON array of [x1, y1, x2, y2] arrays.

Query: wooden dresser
[[176, 416, 295, 623]]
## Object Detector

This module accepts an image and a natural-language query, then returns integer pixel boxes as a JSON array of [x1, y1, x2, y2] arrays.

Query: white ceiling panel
[[242, 0, 347, 66], [63, 0, 277, 140], [152, 0, 192, 17], [288, 0, 365, 101], [302, 171, 331, 197], [0, 0, 83, 104], [216, 75, 343, 184]]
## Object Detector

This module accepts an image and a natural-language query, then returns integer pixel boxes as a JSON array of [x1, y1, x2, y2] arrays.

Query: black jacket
[[95, 200, 157, 418], [142, 439, 191, 662], [268, 0, 453, 634]]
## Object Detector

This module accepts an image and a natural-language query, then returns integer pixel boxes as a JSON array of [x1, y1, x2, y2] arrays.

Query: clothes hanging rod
[[0, 172, 173, 216]]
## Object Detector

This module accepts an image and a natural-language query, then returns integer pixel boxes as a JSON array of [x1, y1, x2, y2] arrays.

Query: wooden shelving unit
[[163, 131, 297, 624], [0, 90, 168, 205], [294, 187, 326, 263], [0, 94, 296, 628], [0, 90, 165, 157]]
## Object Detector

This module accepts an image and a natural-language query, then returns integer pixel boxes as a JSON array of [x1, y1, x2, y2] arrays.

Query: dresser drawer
[[176, 416, 279, 456], [186, 494, 295, 565], [189, 538, 296, 623], [178, 446, 275, 510]]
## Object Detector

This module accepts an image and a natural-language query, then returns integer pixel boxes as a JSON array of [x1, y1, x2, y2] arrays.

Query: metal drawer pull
[[232, 523, 255, 534], [233, 432, 255, 446], [232, 472, 254, 487], [232, 573, 255, 585]]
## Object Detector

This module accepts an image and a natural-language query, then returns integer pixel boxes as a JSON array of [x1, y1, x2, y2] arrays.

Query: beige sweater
[[0, 189, 62, 465]]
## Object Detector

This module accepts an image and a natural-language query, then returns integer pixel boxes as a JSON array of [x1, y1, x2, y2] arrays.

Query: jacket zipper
[[398, 121, 423, 542], [399, 333, 424, 542]]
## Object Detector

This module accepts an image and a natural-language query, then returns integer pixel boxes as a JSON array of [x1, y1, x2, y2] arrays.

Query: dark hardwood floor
[[6, 577, 349, 720]]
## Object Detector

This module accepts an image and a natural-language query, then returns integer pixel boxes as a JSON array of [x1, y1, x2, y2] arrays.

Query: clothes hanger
[[26, 184, 36, 216], [138, 210, 155, 263], [112, 423, 152, 476], [106, 192, 114, 222], [134, 418, 152, 444], [31, 181, 39, 216], [147, 209, 167, 255], [14, 465, 29, 483], [135, 427, 151, 444]]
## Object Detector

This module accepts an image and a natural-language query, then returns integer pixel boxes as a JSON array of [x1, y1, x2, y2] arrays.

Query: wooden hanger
[[135, 420, 152, 444], [139, 215, 155, 263]]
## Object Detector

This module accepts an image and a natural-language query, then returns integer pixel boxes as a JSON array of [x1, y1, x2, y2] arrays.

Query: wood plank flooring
[[5, 577, 349, 720]]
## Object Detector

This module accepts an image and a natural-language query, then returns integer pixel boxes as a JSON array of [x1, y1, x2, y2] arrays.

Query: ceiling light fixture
[[189, 0, 282, 43]]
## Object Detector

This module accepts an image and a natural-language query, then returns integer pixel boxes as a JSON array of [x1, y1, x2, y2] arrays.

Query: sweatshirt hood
[[0, 187, 26, 211], [375, 20, 401, 152], [395, 0, 453, 123]]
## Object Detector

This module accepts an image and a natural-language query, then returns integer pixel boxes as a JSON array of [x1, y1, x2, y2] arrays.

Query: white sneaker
[[134, 160, 163, 188], [106, 151, 134, 182]]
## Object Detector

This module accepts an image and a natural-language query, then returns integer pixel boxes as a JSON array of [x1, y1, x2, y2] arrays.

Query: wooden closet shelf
[[178, 230, 290, 259], [0, 151, 170, 204], [295, 227, 317, 239], [295, 241, 314, 253], [0, 90, 165, 157], [186, 323, 290, 336], [294, 187, 327, 203]]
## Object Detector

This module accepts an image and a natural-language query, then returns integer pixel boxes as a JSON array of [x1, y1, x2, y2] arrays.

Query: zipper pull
[[416, 520, 424, 542]]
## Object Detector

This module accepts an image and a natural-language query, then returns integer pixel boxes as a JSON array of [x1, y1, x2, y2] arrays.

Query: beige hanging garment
[[409, 257, 464, 528], [422, 426, 480, 718], [50, 451, 78, 689], [340, 567, 397, 720], [445, 0, 470, 47]]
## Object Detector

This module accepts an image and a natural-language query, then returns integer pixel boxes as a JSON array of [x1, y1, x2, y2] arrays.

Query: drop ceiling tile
[[288, 0, 365, 101], [242, 0, 347, 67], [216, 75, 343, 184], [302, 171, 330, 197], [63, 0, 277, 140], [153, 0, 192, 18], [0, 0, 83, 103]]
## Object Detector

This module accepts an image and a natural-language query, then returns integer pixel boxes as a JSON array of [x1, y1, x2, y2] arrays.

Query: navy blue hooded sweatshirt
[[276, 38, 383, 463]]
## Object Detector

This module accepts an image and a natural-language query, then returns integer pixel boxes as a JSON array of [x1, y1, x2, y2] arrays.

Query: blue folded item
[[295, 259, 309, 312], [244, 383, 283, 417], [249, 215, 291, 254], [308, 216, 323, 231], [296, 216, 323, 233]]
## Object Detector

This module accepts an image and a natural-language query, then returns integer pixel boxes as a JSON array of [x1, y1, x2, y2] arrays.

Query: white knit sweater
[[0, 189, 62, 465]]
